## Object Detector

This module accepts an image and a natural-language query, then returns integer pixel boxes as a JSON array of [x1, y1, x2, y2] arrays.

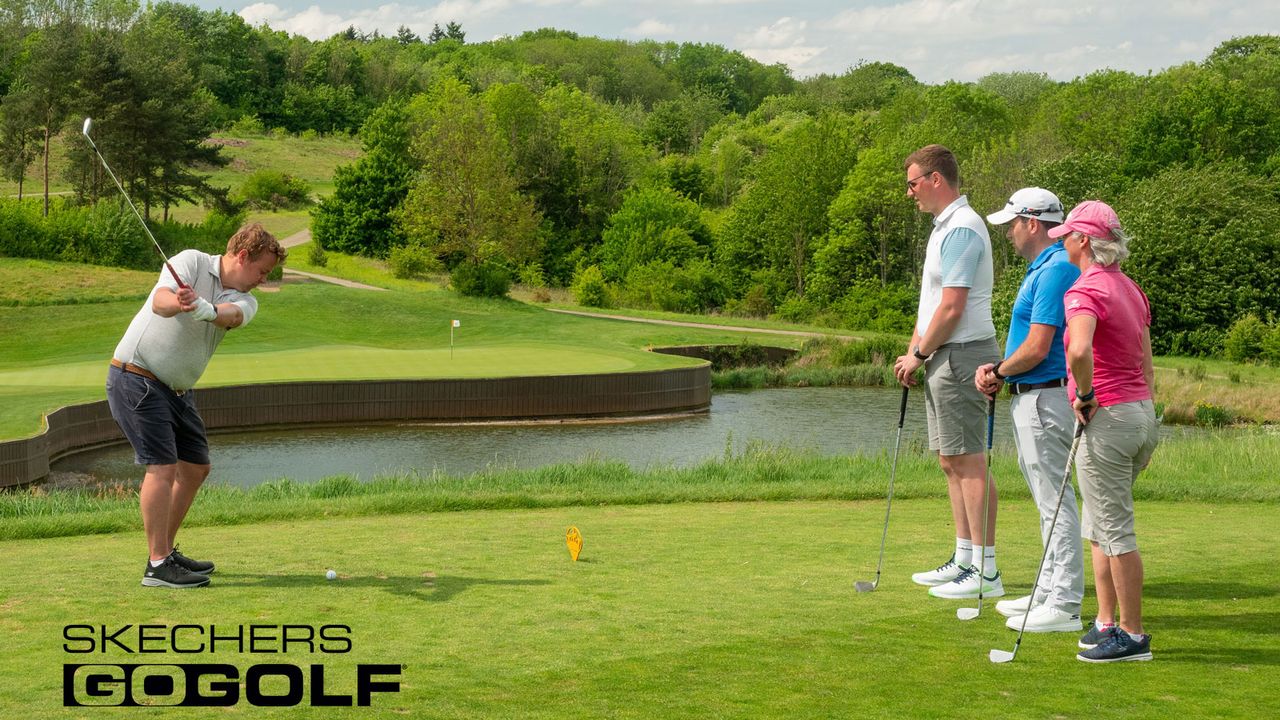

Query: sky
[[195, 1, 1280, 83]]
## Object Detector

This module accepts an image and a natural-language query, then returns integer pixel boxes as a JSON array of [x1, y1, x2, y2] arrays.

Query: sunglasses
[[1007, 202, 1062, 217], [906, 172, 934, 191]]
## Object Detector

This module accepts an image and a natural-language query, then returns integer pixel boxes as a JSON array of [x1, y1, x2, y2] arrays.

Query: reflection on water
[[49, 387, 1200, 489]]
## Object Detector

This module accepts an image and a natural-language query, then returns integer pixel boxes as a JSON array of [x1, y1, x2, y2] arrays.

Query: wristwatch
[[912, 345, 930, 361], [992, 362, 1006, 381]]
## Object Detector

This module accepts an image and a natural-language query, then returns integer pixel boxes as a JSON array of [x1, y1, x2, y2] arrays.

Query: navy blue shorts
[[106, 365, 210, 466]]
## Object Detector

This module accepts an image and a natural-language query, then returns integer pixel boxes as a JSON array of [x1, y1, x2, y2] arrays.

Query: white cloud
[[742, 45, 826, 69], [735, 17, 804, 48], [625, 19, 675, 38]]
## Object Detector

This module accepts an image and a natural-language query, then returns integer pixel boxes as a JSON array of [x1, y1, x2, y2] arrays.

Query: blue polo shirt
[[1003, 241, 1080, 384]]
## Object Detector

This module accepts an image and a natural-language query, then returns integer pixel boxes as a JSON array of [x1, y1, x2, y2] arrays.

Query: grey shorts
[[106, 365, 210, 467], [923, 336, 1000, 456], [1077, 400, 1159, 556]]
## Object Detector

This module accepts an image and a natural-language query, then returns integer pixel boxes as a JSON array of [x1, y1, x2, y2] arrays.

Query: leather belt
[[1008, 378, 1068, 396], [110, 359, 185, 395]]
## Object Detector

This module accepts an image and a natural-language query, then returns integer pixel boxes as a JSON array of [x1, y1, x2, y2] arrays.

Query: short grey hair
[[1088, 226, 1132, 266]]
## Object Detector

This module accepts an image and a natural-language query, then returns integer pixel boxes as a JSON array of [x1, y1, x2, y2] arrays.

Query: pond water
[[48, 387, 1200, 488]]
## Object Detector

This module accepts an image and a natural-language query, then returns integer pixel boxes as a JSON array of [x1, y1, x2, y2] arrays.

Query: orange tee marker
[[565, 526, 583, 562]]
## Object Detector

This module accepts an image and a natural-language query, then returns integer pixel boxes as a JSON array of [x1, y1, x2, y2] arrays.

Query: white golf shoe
[[911, 554, 967, 586], [928, 566, 1004, 599], [995, 594, 1036, 618], [1005, 605, 1083, 633]]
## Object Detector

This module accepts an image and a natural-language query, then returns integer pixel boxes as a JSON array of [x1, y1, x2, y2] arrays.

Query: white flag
[[452, 319, 461, 327]]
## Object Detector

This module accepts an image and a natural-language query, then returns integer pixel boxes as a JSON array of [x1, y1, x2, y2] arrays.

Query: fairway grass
[[1, 498, 1275, 718]]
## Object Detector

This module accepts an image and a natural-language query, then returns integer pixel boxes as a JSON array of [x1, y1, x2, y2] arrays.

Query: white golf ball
[[325, 569, 337, 581]]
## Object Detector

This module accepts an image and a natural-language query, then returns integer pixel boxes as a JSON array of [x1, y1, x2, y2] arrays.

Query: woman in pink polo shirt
[[1050, 200, 1159, 663]]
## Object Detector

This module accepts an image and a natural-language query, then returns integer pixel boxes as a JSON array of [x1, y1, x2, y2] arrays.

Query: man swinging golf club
[[894, 144, 1003, 600], [976, 188, 1085, 633], [106, 224, 286, 588]]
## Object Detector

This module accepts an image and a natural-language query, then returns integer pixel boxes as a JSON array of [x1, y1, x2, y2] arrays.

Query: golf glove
[[191, 297, 218, 322]]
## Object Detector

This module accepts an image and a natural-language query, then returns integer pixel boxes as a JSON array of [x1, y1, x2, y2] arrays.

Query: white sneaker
[[928, 566, 1004, 599], [911, 554, 967, 586], [995, 594, 1035, 618], [1004, 605, 1083, 633]]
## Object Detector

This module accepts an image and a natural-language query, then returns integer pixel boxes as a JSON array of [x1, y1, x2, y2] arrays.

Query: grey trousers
[[1009, 387, 1084, 614]]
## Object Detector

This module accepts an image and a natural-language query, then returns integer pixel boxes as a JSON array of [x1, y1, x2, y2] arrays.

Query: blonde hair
[[227, 223, 287, 263]]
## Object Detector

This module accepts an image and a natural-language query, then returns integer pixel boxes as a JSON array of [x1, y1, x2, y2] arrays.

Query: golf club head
[[853, 580, 877, 593], [82, 117, 93, 137], [956, 607, 980, 621], [989, 648, 1016, 664]]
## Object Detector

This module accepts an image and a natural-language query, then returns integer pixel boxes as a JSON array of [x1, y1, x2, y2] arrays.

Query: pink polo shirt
[[1064, 264, 1152, 407]]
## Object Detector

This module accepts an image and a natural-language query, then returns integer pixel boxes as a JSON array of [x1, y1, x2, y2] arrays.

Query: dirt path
[[546, 308, 858, 340], [277, 229, 386, 291]]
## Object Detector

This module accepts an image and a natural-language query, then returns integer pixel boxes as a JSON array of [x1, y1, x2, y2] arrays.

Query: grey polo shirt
[[112, 250, 257, 392]]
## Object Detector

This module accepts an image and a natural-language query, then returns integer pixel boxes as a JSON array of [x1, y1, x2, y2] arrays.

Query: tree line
[[1, 1, 1278, 357]]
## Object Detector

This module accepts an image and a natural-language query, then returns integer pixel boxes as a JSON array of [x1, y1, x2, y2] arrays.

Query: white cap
[[986, 187, 1065, 225]]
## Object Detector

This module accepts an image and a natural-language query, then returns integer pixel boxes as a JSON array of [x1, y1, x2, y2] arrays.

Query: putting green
[[0, 343, 700, 389]]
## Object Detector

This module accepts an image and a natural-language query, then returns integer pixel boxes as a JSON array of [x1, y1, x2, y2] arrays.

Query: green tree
[[395, 78, 542, 268], [599, 185, 711, 281], [718, 113, 864, 298], [311, 97, 415, 256], [1117, 162, 1280, 355]]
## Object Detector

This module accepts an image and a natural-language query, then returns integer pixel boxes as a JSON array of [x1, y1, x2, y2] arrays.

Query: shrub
[[831, 280, 916, 333], [571, 265, 610, 307], [517, 263, 546, 288], [1223, 314, 1268, 362], [387, 243, 440, 279], [1263, 325, 1280, 366], [307, 242, 328, 268], [0, 200, 50, 259], [450, 261, 511, 297], [1194, 402, 1234, 427], [227, 114, 266, 136], [237, 170, 312, 210], [621, 259, 725, 313]]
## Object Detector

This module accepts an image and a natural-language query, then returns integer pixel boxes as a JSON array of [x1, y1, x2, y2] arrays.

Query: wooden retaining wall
[[0, 365, 710, 488]]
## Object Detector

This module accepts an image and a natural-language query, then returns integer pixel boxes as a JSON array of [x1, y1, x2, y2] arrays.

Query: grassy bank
[[4, 431, 1276, 541]]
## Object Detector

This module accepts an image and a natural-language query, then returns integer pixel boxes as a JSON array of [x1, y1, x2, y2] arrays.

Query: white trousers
[[1009, 387, 1084, 613]]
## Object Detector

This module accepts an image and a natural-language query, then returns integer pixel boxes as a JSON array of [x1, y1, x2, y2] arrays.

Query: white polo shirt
[[915, 195, 995, 345], [113, 250, 258, 391]]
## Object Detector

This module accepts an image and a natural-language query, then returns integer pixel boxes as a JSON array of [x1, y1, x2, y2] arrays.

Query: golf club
[[958, 395, 997, 620], [81, 117, 188, 289], [855, 385, 910, 592], [990, 419, 1087, 663]]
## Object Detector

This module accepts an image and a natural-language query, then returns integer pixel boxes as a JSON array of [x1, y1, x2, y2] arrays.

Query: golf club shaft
[[965, 396, 996, 618], [865, 386, 909, 586], [1007, 421, 1086, 653], [82, 123, 187, 289]]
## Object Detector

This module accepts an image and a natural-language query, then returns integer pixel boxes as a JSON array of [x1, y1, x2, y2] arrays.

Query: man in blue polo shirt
[[975, 187, 1083, 632]]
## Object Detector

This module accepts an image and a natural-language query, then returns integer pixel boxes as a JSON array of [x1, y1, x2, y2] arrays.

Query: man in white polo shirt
[[106, 223, 286, 588], [893, 144, 1003, 599]]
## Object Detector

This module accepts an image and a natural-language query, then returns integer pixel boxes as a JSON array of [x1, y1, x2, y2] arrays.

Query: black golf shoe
[[170, 546, 215, 575], [142, 556, 211, 588], [1077, 628, 1152, 663], [1078, 622, 1117, 649]]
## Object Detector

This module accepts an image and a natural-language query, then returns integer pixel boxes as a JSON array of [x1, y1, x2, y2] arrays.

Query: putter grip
[[164, 262, 189, 290], [986, 398, 996, 450], [897, 386, 909, 428]]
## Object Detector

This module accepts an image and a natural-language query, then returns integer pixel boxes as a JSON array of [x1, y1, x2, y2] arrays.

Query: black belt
[[1007, 378, 1067, 396]]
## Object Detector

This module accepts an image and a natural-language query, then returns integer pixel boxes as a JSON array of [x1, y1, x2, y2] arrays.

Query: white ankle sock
[[150, 558, 165, 568], [1095, 619, 1116, 630], [972, 545, 997, 575], [954, 538, 973, 567]]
